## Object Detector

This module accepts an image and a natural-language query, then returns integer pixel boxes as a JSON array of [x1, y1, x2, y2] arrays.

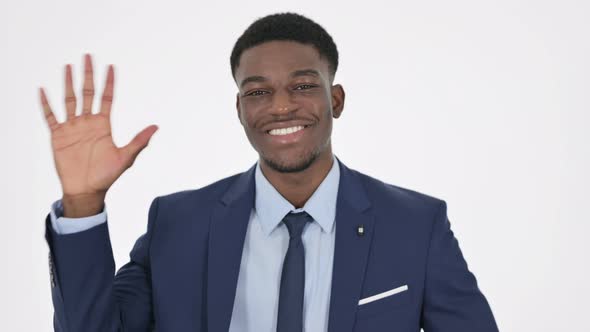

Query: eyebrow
[[239, 75, 266, 88], [239, 68, 320, 88], [291, 69, 320, 78]]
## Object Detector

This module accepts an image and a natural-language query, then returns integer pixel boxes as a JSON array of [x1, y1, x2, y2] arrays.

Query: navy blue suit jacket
[[45, 159, 498, 331]]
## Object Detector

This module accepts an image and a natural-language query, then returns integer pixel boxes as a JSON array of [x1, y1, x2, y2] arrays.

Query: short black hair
[[230, 12, 339, 81]]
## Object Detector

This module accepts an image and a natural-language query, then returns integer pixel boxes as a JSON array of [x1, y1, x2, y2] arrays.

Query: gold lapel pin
[[357, 224, 364, 237]]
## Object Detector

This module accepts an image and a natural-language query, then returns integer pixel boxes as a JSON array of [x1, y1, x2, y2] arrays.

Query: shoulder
[[153, 171, 245, 213], [351, 168, 445, 222]]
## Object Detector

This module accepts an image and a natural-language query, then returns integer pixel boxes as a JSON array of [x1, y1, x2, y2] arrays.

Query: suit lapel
[[207, 165, 256, 332], [328, 160, 375, 332]]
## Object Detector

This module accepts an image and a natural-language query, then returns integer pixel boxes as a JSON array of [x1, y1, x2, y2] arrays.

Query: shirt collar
[[254, 155, 340, 236]]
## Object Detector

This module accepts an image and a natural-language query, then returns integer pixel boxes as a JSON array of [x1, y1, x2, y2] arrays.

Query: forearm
[[45, 197, 159, 331], [46, 216, 121, 331]]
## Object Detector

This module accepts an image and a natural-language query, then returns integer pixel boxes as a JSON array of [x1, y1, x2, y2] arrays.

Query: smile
[[267, 125, 309, 136]]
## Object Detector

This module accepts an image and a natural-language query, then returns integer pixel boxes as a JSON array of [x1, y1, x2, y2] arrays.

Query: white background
[[1, 0, 588, 330]]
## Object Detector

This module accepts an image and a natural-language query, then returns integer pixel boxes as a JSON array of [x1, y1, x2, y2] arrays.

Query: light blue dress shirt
[[49, 156, 340, 332]]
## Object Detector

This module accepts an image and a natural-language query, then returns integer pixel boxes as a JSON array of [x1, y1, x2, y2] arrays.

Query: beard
[[261, 146, 321, 173]]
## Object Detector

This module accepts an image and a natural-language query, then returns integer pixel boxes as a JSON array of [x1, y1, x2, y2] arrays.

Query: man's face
[[234, 41, 344, 173]]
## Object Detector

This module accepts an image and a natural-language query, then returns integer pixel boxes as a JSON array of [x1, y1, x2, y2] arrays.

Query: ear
[[331, 84, 345, 119]]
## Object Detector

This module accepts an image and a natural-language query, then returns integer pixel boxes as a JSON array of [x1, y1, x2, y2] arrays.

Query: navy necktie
[[277, 211, 313, 332]]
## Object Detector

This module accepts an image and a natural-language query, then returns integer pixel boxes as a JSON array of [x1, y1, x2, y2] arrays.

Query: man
[[40, 12, 498, 332]]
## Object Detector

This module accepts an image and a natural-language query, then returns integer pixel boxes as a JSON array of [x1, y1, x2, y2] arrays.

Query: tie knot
[[282, 211, 313, 239]]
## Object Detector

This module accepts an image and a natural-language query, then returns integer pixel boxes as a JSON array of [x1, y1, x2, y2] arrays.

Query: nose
[[270, 89, 297, 115]]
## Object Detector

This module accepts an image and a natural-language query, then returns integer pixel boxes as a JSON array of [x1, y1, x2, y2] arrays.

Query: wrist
[[62, 192, 106, 218]]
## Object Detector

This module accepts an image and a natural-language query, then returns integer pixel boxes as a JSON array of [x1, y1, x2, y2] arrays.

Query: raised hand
[[40, 54, 158, 217]]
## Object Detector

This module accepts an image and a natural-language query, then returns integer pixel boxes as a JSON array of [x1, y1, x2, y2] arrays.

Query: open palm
[[40, 54, 158, 198]]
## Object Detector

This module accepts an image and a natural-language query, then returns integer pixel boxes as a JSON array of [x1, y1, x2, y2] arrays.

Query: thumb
[[121, 124, 159, 167]]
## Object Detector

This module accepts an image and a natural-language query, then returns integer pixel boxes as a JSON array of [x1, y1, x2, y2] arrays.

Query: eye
[[245, 90, 268, 97], [294, 84, 317, 90]]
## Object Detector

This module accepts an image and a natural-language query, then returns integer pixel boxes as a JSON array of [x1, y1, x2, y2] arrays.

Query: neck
[[260, 149, 334, 209]]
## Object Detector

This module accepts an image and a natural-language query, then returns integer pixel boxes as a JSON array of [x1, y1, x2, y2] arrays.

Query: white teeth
[[269, 125, 305, 136]]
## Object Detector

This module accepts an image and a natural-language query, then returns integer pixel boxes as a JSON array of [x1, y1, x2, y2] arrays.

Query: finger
[[99, 65, 114, 117], [121, 125, 159, 167], [82, 54, 95, 115], [40, 88, 59, 131], [64, 64, 77, 120]]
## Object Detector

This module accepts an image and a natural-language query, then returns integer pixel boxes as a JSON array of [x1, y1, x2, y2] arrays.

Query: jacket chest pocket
[[355, 284, 411, 320]]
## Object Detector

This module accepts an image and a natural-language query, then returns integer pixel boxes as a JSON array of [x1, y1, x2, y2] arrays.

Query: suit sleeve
[[45, 197, 160, 332], [420, 201, 499, 331]]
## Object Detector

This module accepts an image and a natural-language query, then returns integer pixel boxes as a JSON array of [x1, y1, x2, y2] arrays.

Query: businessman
[[41, 12, 498, 332]]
